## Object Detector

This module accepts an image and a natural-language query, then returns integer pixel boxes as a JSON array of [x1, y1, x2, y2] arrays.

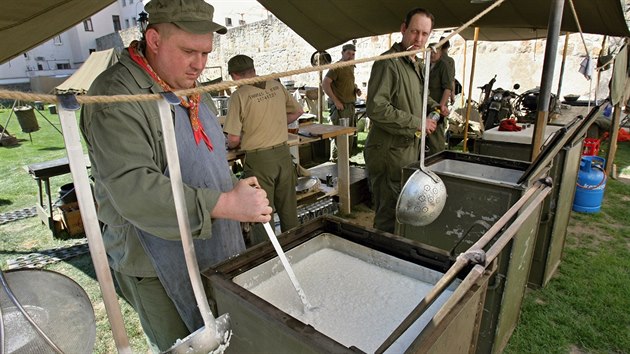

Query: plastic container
[[573, 156, 607, 213], [582, 138, 600, 156]]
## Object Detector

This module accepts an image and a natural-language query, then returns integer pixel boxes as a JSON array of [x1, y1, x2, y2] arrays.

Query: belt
[[246, 142, 288, 154]]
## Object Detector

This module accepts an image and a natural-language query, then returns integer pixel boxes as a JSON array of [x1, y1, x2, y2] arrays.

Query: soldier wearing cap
[[80, 0, 272, 350], [322, 43, 361, 159], [223, 54, 303, 247]]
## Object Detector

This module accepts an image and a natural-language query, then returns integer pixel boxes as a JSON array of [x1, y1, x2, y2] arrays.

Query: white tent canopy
[[55, 48, 119, 94]]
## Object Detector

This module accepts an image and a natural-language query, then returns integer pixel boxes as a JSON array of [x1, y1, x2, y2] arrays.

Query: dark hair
[[439, 36, 451, 49], [404, 8, 435, 30]]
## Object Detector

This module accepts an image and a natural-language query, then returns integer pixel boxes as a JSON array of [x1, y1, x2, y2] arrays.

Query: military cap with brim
[[145, 0, 227, 35]]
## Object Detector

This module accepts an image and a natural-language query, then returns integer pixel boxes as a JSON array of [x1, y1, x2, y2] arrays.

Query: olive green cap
[[342, 43, 356, 52], [145, 0, 227, 35], [228, 55, 254, 74]]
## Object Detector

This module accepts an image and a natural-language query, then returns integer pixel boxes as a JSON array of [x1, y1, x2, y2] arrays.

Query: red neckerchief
[[128, 41, 213, 151]]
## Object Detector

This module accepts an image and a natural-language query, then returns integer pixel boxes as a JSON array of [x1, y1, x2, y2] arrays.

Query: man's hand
[[420, 119, 438, 135], [439, 104, 450, 117], [212, 177, 272, 223], [334, 99, 344, 111]]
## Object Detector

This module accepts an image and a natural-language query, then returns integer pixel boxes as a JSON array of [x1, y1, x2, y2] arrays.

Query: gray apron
[[136, 101, 245, 332]]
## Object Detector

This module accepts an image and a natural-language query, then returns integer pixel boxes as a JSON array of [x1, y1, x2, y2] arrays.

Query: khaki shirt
[[224, 80, 301, 151], [442, 53, 456, 83], [429, 59, 451, 103], [325, 63, 356, 104]]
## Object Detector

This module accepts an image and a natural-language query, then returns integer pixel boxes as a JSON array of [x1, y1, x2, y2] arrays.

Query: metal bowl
[[396, 169, 447, 226], [563, 94, 580, 102], [296, 176, 320, 193]]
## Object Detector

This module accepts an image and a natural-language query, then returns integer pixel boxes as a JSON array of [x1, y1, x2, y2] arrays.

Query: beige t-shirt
[[224, 80, 302, 151]]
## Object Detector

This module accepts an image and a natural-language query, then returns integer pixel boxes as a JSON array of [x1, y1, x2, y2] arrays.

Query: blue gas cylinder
[[573, 156, 607, 213]]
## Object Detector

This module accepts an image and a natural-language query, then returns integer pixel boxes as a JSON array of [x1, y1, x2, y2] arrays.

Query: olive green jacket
[[366, 43, 439, 141], [80, 50, 223, 277]]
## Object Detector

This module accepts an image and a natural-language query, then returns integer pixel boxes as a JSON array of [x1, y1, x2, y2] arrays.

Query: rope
[[0, 0, 506, 106]]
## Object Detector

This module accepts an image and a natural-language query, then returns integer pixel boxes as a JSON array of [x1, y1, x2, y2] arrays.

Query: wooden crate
[[58, 202, 84, 236]]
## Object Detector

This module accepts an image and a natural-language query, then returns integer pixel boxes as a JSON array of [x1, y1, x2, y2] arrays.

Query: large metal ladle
[[396, 48, 447, 226]]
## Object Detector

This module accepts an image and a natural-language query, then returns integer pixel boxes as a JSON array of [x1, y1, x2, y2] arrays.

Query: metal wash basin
[[204, 217, 492, 354]]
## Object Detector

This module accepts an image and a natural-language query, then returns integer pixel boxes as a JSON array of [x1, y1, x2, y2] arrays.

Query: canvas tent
[[55, 48, 119, 94], [0, 0, 116, 64], [257, 0, 630, 49], [1, 0, 629, 64]]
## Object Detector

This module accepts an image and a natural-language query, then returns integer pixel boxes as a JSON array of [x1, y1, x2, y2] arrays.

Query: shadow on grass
[[0, 198, 12, 207], [39, 146, 65, 151]]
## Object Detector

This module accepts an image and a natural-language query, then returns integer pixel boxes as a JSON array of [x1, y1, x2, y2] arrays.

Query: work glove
[[499, 118, 522, 131]]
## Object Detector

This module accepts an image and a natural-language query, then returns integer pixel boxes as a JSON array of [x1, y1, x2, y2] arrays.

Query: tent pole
[[317, 55, 323, 123], [461, 38, 467, 106], [594, 35, 608, 104], [605, 103, 621, 177], [531, 0, 564, 160], [0, 100, 18, 140], [462, 27, 479, 153], [556, 32, 571, 98]]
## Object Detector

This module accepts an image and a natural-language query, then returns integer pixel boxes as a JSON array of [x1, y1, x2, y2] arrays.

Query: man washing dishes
[[80, 0, 272, 351]]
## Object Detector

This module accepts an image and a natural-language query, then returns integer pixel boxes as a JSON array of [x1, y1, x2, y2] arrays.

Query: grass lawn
[[1, 106, 629, 353]]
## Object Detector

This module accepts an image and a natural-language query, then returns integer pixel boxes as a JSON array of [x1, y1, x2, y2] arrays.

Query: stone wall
[[209, 17, 616, 101], [115, 16, 618, 101]]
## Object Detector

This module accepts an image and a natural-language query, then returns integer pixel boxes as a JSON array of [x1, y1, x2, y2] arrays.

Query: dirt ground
[[341, 203, 375, 229]]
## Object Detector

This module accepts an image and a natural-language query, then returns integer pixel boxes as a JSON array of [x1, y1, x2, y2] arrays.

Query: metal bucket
[[58, 182, 77, 205], [14, 105, 40, 133]]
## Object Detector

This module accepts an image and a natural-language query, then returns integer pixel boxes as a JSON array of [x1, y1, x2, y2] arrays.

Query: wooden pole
[[461, 39, 468, 106], [556, 32, 571, 98], [594, 36, 607, 105], [605, 103, 621, 177], [462, 27, 480, 152]]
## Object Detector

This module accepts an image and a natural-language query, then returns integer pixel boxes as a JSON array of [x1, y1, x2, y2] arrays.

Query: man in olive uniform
[[323, 43, 361, 159], [364, 8, 439, 233], [426, 42, 453, 155], [224, 54, 303, 246], [440, 37, 457, 104], [80, 1, 272, 350]]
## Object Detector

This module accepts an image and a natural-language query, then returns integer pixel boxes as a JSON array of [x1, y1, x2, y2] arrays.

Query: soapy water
[[243, 242, 453, 353], [262, 222, 315, 312]]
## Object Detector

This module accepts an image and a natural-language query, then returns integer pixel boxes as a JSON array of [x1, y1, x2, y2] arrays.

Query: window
[[37, 63, 43, 70], [132, 17, 137, 26], [56, 63, 71, 70], [84, 18, 94, 32], [53, 35, 62, 45], [125, 19, 130, 28], [121, 0, 126, 6], [113, 15, 121, 31], [129, 0, 133, 4], [225, 17, 233, 27]]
